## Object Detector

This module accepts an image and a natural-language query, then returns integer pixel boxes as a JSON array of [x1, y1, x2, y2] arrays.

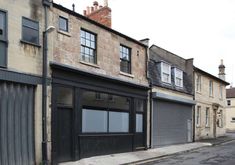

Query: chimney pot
[[104, 0, 108, 6], [93, 1, 99, 6], [83, 10, 87, 16], [87, 6, 90, 14], [91, 7, 94, 12], [99, 5, 103, 9], [72, 3, 75, 11]]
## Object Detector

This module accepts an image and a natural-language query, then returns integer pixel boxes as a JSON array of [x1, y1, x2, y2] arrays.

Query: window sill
[[57, 30, 71, 37], [196, 125, 201, 128], [20, 40, 41, 48], [119, 71, 134, 78], [80, 61, 100, 68], [196, 91, 202, 94]]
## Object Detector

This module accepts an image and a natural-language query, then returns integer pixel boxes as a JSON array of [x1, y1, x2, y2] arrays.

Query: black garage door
[[0, 81, 35, 165], [153, 100, 192, 147]]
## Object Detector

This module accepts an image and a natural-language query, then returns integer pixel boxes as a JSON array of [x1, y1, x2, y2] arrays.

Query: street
[[143, 140, 235, 165]]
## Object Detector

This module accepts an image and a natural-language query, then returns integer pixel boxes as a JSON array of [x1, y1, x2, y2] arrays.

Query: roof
[[226, 88, 235, 98], [194, 67, 230, 85], [52, 3, 147, 48]]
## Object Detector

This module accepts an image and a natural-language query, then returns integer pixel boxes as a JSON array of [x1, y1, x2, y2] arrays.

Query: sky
[[54, 0, 235, 86]]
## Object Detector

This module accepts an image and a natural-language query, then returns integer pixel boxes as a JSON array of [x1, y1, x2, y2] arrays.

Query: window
[[174, 68, 183, 87], [0, 10, 7, 67], [120, 45, 131, 74], [81, 90, 131, 133], [209, 80, 213, 97], [80, 29, 96, 64], [82, 109, 108, 133], [205, 107, 210, 127], [22, 17, 39, 45], [56, 87, 73, 106], [161, 62, 171, 84], [219, 85, 223, 99], [59, 16, 68, 32], [109, 112, 129, 132], [227, 100, 231, 106], [196, 106, 201, 126], [218, 110, 223, 128], [136, 114, 143, 133], [196, 74, 201, 92]]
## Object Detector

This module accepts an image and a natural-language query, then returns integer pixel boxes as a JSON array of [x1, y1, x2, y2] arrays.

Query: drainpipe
[[42, 1, 54, 164]]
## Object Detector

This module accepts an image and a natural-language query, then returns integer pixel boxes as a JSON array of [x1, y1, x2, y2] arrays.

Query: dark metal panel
[[152, 100, 192, 147], [0, 82, 35, 165]]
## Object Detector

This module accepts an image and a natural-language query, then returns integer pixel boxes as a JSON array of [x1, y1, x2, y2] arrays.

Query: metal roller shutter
[[0, 81, 35, 165], [153, 100, 192, 147]]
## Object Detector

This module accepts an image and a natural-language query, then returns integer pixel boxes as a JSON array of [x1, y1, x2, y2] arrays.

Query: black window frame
[[59, 16, 68, 32], [80, 90, 131, 134], [80, 28, 97, 64], [21, 17, 39, 46], [0, 9, 7, 68], [120, 45, 131, 74]]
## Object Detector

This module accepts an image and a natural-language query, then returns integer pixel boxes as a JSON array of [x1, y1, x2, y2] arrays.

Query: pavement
[[60, 133, 235, 165]]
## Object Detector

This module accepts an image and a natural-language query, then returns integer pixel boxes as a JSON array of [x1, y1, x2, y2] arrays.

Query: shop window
[[56, 87, 73, 106], [136, 114, 143, 133], [0, 10, 7, 67], [120, 45, 131, 74], [80, 29, 96, 64], [109, 112, 129, 132], [22, 17, 39, 45], [82, 109, 108, 133], [59, 16, 68, 32]]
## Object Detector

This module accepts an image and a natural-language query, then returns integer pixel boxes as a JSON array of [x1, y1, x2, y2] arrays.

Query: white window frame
[[174, 68, 183, 87], [205, 107, 210, 127], [196, 74, 201, 92], [209, 80, 213, 97], [161, 62, 171, 84], [196, 106, 201, 127]]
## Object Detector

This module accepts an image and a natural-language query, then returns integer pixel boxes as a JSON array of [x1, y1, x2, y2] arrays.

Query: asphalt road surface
[[143, 140, 235, 165]]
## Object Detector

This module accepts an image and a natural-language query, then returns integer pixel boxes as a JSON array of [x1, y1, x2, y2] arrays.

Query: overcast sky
[[54, 0, 235, 86]]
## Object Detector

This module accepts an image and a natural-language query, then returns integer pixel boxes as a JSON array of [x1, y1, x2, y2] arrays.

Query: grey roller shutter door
[[0, 82, 35, 165], [153, 100, 192, 147]]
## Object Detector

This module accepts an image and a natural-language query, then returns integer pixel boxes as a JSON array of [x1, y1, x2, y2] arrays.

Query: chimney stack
[[218, 59, 226, 81], [83, 1, 112, 28]]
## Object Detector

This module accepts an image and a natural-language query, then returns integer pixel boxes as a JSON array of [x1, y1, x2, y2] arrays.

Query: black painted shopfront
[[51, 63, 149, 164]]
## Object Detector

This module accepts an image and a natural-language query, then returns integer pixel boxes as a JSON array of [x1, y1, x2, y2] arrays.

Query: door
[[152, 100, 192, 147], [0, 81, 35, 165], [56, 108, 73, 162]]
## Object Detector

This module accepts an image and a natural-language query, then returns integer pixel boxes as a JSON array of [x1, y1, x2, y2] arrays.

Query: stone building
[[48, 1, 149, 164], [148, 45, 195, 147], [0, 0, 52, 164], [194, 63, 229, 140], [226, 87, 235, 132]]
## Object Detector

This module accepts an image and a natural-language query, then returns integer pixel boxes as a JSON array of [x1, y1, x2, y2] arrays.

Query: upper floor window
[[80, 29, 96, 64], [196, 74, 201, 92], [219, 84, 223, 99], [209, 80, 213, 97], [120, 45, 131, 74], [227, 100, 231, 106], [59, 16, 68, 32], [174, 68, 183, 87], [22, 17, 39, 45], [161, 62, 171, 84], [0, 10, 7, 67]]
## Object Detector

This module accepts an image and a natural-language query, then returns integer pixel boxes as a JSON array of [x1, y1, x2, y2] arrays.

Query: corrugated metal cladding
[[153, 100, 192, 147], [0, 81, 35, 165]]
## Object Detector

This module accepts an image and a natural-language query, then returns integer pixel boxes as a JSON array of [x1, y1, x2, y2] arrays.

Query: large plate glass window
[[80, 29, 96, 64], [81, 90, 130, 133], [136, 99, 144, 133], [0, 10, 7, 67], [22, 17, 39, 45], [120, 45, 131, 74]]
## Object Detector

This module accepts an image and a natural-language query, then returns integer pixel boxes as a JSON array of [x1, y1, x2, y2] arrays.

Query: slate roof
[[226, 88, 235, 98]]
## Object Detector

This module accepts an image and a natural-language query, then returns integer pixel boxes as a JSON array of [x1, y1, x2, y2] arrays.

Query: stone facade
[[194, 67, 228, 140], [225, 88, 235, 132], [0, 0, 46, 164]]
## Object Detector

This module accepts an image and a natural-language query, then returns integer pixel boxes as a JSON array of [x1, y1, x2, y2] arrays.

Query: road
[[143, 140, 235, 165]]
